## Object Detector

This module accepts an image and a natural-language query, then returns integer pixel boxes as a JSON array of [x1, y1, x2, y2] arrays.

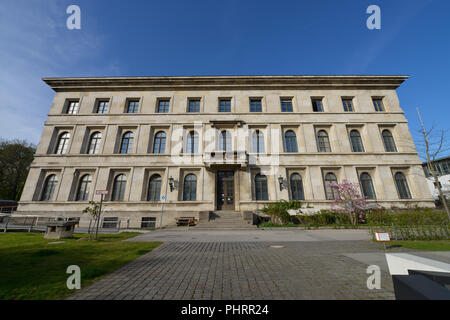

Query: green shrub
[[296, 210, 352, 226], [260, 200, 302, 224], [366, 208, 448, 226], [259, 205, 449, 231], [369, 224, 450, 241]]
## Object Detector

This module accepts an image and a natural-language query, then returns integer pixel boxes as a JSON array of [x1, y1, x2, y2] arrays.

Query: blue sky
[[0, 0, 449, 158]]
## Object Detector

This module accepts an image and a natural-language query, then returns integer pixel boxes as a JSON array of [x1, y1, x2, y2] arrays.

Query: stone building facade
[[17, 75, 434, 228]]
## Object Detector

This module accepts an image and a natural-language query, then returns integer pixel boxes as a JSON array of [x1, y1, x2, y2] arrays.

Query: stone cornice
[[42, 75, 409, 91]]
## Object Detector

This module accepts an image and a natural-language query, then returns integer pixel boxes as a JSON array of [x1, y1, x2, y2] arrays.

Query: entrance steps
[[195, 211, 257, 229]]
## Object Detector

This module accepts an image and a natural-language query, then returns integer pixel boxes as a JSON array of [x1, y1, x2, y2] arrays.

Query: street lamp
[[278, 175, 287, 191], [168, 176, 177, 192]]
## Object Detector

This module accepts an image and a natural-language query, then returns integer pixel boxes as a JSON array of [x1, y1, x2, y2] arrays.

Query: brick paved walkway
[[69, 240, 395, 300]]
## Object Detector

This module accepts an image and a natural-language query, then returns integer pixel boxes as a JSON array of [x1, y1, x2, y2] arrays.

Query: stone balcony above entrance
[[203, 151, 248, 169]]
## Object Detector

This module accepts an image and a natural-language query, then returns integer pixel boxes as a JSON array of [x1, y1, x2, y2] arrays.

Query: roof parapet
[[42, 75, 409, 92]]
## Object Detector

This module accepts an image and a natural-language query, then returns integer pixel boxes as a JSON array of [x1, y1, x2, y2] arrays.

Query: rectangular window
[[141, 217, 156, 229], [188, 99, 200, 113], [250, 98, 262, 112], [442, 160, 450, 175], [342, 99, 354, 112], [280, 98, 293, 112], [102, 217, 118, 228], [372, 98, 384, 112], [156, 99, 170, 113], [66, 101, 79, 114], [312, 99, 323, 112], [219, 99, 231, 112], [126, 100, 139, 113], [95, 100, 109, 114]]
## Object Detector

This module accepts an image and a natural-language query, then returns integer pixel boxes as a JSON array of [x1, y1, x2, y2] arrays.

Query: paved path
[[69, 238, 397, 300], [126, 228, 372, 242]]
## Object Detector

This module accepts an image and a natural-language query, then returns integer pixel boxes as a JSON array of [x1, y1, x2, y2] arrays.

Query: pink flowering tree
[[328, 179, 367, 225]]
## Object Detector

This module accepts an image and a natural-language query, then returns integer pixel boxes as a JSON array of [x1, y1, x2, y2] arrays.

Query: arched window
[[285, 130, 298, 153], [359, 172, 376, 200], [76, 174, 92, 201], [394, 172, 411, 199], [112, 174, 127, 201], [255, 174, 268, 200], [186, 131, 198, 154], [382, 130, 397, 152], [120, 131, 134, 154], [350, 130, 364, 152], [87, 132, 102, 154], [219, 130, 232, 152], [317, 130, 331, 152], [41, 174, 58, 201], [252, 130, 265, 153], [55, 132, 70, 154], [153, 131, 166, 154], [290, 173, 304, 200], [147, 174, 162, 201], [183, 174, 197, 201], [324, 173, 338, 200]]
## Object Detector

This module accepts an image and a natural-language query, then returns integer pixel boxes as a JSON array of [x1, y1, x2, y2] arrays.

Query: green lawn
[[258, 222, 363, 229], [0, 232, 162, 300], [388, 240, 450, 251]]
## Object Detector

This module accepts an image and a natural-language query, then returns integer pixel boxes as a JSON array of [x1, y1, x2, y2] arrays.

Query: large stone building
[[422, 156, 450, 201], [17, 75, 434, 228]]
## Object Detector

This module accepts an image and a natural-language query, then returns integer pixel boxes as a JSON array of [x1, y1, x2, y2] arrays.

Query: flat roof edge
[[42, 75, 410, 91]]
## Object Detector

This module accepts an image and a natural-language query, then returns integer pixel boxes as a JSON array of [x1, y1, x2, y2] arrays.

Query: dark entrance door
[[217, 171, 234, 210]]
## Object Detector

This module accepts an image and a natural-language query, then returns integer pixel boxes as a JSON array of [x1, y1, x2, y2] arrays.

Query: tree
[[0, 139, 35, 201], [329, 179, 367, 225], [82, 201, 102, 240], [416, 108, 450, 220]]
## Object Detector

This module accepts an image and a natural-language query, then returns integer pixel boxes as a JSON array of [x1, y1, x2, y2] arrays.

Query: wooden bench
[[176, 217, 196, 226]]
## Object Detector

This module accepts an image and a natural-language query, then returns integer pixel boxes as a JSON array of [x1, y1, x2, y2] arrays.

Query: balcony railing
[[203, 151, 248, 168]]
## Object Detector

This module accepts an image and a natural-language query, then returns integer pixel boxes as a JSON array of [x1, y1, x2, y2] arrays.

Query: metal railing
[[0, 215, 80, 233], [0, 206, 17, 213]]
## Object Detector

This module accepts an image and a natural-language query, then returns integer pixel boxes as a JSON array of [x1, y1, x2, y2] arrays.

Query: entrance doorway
[[216, 171, 235, 210]]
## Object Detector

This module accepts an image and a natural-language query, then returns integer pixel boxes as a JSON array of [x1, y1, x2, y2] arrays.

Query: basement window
[[141, 217, 156, 229]]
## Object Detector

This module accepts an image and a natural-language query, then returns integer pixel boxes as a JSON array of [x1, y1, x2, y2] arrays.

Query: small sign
[[375, 232, 390, 242], [96, 190, 109, 195], [162, 195, 166, 201]]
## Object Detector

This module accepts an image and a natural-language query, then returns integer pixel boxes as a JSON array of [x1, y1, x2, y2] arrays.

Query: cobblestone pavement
[[69, 240, 396, 300]]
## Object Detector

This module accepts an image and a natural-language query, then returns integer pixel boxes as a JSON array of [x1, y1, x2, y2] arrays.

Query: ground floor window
[[183, 174, 197, 201], [394, 172, 412, 199], [255, 174, 268, 200], [324, 172, 338, 200], [290, 173, 305, 200]]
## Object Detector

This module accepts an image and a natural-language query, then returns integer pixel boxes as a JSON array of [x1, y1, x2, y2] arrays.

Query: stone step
[[195, 210, 255, 229], [195, 225, 257, 229], [198, 222, 252, 226]]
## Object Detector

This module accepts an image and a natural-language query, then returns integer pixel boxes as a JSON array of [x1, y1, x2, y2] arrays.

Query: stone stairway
[[195, 211, 257, 229]]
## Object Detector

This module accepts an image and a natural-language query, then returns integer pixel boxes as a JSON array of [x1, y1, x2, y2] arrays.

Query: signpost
[[95, 190, 109, 240], [374, 232, 391, 250], [160, 195, 166, 229]]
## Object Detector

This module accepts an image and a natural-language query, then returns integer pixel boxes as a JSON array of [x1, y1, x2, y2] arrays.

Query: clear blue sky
[[0, 0, 449, 158]]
